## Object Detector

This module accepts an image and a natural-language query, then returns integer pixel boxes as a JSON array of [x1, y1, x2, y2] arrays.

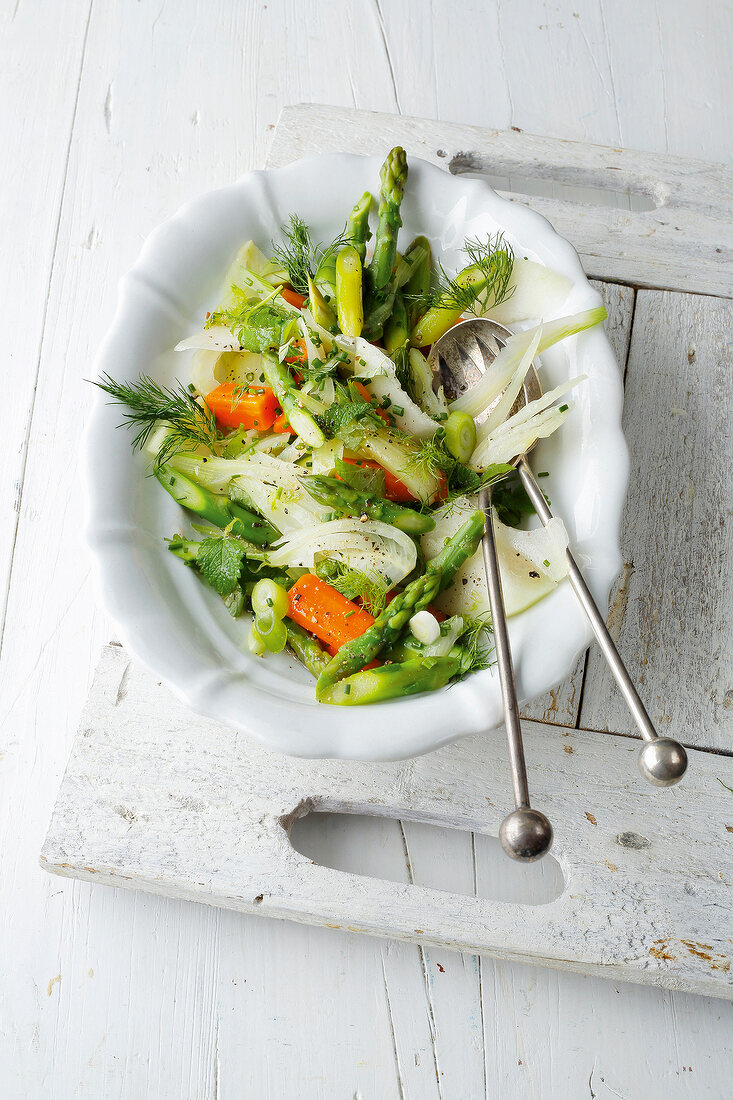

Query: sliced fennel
[[421, 496, 569, 619], [470, 375, 585, 470], [423, 615, 464, 657], [189, 349, 224, 394], [223, 240, 289, 295], [308, 439, 344, 475], [407, 347, 448, 420], [476, 327, 542, 440], [175, 325, 250, 354], [480, 258, 572, 325], [189, 349, 264, 395], [359, 428, 442, 504], [169, 452, 327, 534], [267, 517, 417, 586], [450, 306, 605, 420]]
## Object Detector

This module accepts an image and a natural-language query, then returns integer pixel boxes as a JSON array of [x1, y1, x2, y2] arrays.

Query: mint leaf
[[316, 398, 373, 437], [197, 534, 246, 596], [335, 456, 386, 498]]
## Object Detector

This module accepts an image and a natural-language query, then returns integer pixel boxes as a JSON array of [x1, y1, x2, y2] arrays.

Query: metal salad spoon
[[428, 318, 688, 860]]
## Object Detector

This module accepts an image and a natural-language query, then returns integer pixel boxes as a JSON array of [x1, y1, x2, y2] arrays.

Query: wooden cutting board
[[41, 106, 733, 999]]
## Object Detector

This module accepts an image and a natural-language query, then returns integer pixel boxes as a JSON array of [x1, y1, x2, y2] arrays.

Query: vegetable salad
[[98, 148, 605, 706]]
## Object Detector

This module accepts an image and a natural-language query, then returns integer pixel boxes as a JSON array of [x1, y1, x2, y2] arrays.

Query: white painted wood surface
[[3, 2, 733, 1097], [43, 645, 733, 1000]]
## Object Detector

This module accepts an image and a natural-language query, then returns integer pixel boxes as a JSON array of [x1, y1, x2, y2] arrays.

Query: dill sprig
[[456, 614, 493, 676], [405, 435, 456, 482], [271, 215, 348, 296], [94, 373, 220, 466], [405, 432, 515, 510], [421, 232, 515, 314], [315, 559, 388, 617]]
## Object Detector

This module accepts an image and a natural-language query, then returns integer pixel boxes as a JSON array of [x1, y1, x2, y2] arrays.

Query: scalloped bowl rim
[[85, 152, 629, 761]]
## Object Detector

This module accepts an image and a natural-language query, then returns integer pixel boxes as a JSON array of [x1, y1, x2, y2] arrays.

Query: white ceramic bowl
[[86, 152, 628, 760]]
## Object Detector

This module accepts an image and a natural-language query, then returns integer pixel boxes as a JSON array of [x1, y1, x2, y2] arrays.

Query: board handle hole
[[290, 812, 564, 905], [448, 154, 658, 212]]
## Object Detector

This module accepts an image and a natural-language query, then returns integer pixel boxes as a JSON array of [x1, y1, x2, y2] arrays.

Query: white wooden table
[[2, 3, 731, 1097]]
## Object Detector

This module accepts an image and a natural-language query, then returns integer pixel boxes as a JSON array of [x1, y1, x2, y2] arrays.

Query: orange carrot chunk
[[206, 384, 279, 431], [287, 574, 375, 652], [352, 380, 391, 425], [272, 410, 293, 435], [280, 287, 307, 309]]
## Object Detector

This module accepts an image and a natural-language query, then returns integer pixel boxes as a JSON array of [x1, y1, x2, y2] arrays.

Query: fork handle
[[517, 458, 687, 783], [478, 485, 529, 809]]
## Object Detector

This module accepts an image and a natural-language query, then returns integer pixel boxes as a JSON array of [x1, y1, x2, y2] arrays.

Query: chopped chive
[[543, 559, 550, 567], [559, 404, 569, 412], [538, 471, 549, 478], [344, 683, 351, 694], [344, 610, 356, 619], [392, 405, 404, 416]]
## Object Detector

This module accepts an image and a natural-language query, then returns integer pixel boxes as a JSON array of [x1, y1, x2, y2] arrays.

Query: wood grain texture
[[580, 290, 733, 751], [521, 279, 635, 726], [43, 646, 733, 1000], [3, 0, 733, 1096], [268, 103, 733, 296], [0, 0, 91, 642]]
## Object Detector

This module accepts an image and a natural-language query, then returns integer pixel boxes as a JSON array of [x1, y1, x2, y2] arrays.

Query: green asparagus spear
[[335, 245, 364, 337], [306, 274, 337, 328], [368, 147, 408, 293], [166, 534, 200, 562], [315, 510, 483, 697], [362, 241, 427, 342], [410, 263, 489, 346], [383, 289, 409, 357], [313, 250, 337, 305], [300, 474, 435, 534], [260, 352, 326, 449], [312, 193, 372, 299], [346, 190, 373, 263], [286, 620, 331, 678], [320, 655, 460, 705], [383, 290, 412, 394], [403, 235, 432, 329], [156, 465, 277, 545]]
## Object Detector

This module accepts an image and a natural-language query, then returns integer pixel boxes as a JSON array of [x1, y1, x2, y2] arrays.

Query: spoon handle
[[478, 485, 529, 809], [479, 488, 553, 860], [517, 459, 687, 785]]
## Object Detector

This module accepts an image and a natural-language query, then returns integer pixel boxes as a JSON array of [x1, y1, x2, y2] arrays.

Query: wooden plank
[[267, 104, 733, 297], [0, 0, 92, 640], [521, 279, 635, 726], [580, 290, 732, 750], [43, 647, 733, 1000]]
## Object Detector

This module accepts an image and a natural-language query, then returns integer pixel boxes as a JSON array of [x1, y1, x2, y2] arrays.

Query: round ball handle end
[[637, 738, 688, 787], [499, 807, 553, 862]]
